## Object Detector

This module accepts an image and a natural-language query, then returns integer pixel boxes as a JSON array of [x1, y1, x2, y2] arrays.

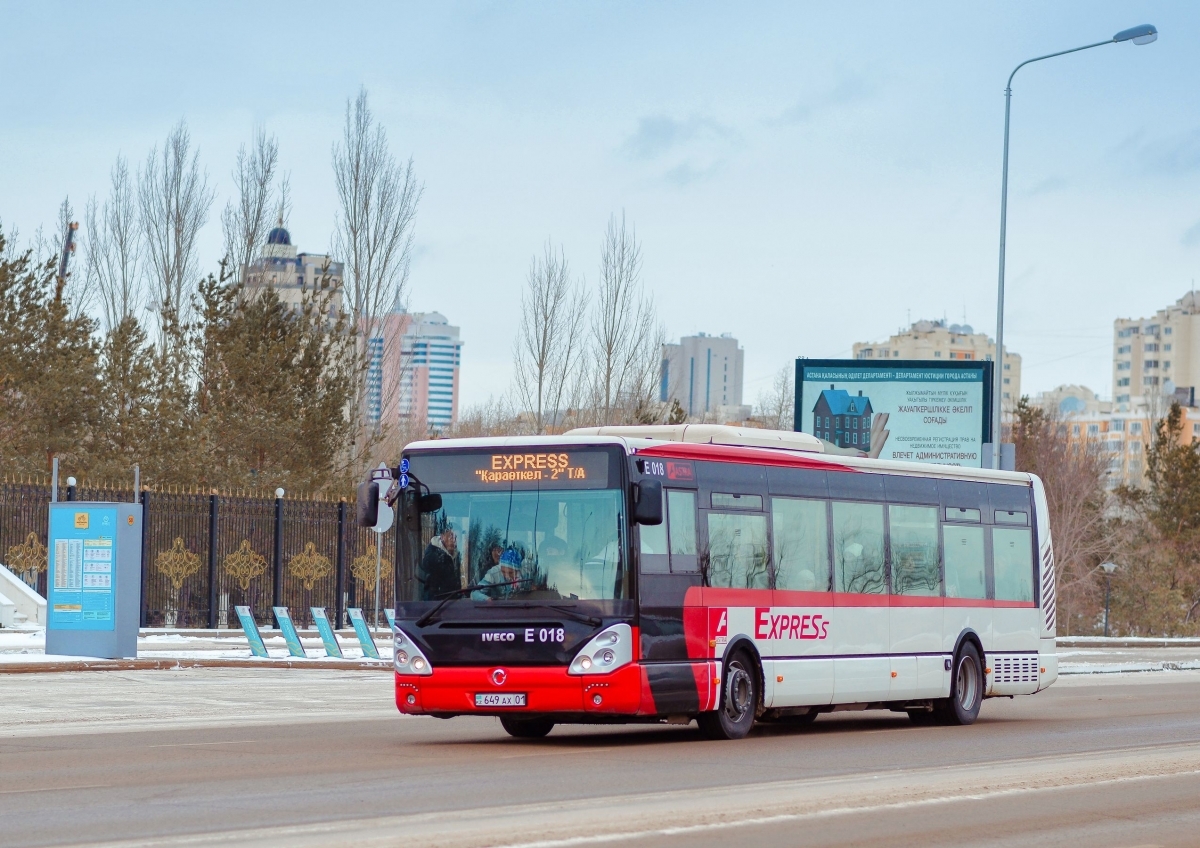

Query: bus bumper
[[396, 663, 647, 716]]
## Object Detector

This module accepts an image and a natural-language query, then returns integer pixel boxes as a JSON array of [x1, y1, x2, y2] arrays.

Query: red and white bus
[[377, 425, 1056, 740]]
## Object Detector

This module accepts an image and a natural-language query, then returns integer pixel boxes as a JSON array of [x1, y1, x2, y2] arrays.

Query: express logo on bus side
[[755, 608, 830, 641]]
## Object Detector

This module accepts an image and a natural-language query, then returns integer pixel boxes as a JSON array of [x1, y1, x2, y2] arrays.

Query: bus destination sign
[[476, 453, 593, 485], [408, 450, 612, 492]]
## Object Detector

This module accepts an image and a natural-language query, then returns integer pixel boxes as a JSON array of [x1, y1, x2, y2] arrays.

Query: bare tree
[[220, 129, 280, 284], [514, 242, 588, 434], [85, 156, 143, 332], [138, 120, 215, 322], [50, 198, 92, 321], [332, 88, 423, 462], [1010, 398, 1110, 634], [586, 212, 665, 425], [754, 365, 795, 430]]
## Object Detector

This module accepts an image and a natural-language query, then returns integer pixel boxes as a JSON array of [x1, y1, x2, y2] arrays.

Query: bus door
[[636, 469, 702, 714]]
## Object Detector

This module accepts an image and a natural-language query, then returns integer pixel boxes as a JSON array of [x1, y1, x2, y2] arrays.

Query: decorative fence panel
[[0, 482, 395, 630]]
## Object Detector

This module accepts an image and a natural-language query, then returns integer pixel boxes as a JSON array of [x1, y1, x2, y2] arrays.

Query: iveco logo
[[491, 668, 507, 686], [481, 631, 516, 642]]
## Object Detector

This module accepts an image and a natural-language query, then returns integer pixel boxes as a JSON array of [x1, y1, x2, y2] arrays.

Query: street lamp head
[[1113, 24, 1157, 45], [1099, 561, 1118, 575]]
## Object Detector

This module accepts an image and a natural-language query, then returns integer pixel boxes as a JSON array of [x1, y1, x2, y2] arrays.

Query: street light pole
[[992, 25, 1158, 469], [1100, 561, 1118, 637]]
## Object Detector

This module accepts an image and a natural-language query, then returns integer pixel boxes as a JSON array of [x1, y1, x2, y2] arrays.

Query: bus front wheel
[[936, 643, 983, 726], [500, 716, 555, 738], [698, 649, 759, 740]]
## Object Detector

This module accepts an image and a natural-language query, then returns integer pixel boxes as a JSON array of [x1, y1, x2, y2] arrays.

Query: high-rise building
[[399, 311, 462, 433], [243, 225, 343, 315], [660, 333, 747, 420], [1112, 291, 1200, 411], [853, 319, 1022, 408], [363, 305, 463, 435]]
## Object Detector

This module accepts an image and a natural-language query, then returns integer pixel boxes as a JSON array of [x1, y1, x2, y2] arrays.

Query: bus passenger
[[419, 526, 461, 600], [472, 547, 530, 600]]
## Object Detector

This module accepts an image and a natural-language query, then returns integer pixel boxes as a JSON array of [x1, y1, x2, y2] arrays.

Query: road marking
[[0, 784, 107, 795], [145, 740, 259, 748]]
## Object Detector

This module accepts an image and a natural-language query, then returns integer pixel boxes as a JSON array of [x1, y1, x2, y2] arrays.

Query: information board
[[46, 502, 141, 659], [795, 360, 993, 468], [311, 607, 343, 658], [346, 607, 380, 659], [48, 505, 119, 631], [235, 605, 269, 658]]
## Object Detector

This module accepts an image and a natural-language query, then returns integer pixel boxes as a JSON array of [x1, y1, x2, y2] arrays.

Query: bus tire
[[698, 648, 758, 740], [500, 716, 555, 738], [937, 642, 983, 726]]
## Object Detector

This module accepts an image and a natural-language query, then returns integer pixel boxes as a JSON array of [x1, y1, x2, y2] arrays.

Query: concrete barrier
[[0, 563, 46, 626]]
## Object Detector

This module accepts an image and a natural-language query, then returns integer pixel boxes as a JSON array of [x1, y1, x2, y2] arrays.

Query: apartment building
[[853, 319, 1021, 408], [1112, 290, 1200, 410]]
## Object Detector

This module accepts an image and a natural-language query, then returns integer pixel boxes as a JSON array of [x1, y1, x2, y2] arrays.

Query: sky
[[3, 2, 1200, 410]]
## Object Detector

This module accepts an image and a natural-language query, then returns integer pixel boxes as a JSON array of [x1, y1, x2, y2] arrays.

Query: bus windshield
[[399, 449, 628, 611]]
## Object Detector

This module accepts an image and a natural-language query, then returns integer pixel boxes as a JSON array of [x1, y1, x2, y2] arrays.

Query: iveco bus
[[365, 425, 1056, 740]]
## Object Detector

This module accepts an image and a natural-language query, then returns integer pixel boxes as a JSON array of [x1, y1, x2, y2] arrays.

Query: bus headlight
[[394, 628, 433, 676], [569, 624, 633, 676]]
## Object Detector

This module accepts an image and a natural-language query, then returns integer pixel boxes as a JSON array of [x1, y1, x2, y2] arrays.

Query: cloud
[[1140, 130, 1200, 174], [770, 74, 875, 126], [620, 114, 738, 186], [1182, 219, 1200, 248], [622, 115, 735, 161], [1110, 127, 1200, 176], [1027, 176, 1069, 196]]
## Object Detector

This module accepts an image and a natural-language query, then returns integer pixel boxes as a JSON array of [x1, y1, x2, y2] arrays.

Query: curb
[[1057, 639, 1200, 648], [0, 657, 392, 674]]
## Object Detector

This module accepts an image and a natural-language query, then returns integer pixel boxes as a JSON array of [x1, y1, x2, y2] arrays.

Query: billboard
[[794, 359, 993, 468]]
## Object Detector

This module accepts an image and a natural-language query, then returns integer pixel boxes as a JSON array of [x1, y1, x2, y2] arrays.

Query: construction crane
[[57, 220, 79, 284]]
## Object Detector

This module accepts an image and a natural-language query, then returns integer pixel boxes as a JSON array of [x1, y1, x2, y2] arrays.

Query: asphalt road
[[4, 668, 1200, 848]]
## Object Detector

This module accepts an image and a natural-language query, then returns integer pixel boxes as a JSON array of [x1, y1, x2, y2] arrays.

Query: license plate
[[475, 692, 527, 708]]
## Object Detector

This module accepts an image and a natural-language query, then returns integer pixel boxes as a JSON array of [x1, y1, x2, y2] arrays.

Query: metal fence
[[0, 481, 396, 629]]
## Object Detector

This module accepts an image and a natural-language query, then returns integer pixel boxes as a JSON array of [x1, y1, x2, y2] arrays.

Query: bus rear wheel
[[698, 649, 758, 740], [500, 716, 555, 738], [935, 643, 983, 726]]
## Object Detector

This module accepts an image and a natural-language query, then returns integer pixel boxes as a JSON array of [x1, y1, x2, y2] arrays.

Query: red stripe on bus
[[635, 442, 855, 471], [688, 586, 1037, 610]]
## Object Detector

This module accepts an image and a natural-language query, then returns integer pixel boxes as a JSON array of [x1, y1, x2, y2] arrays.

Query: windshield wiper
[[415, 578, 529, 627], [504, 601, 602, 627]]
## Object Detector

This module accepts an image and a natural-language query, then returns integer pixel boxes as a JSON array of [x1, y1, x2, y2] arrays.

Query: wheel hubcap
[[957, 657, 979, 710], [724, 662, 752, 720]]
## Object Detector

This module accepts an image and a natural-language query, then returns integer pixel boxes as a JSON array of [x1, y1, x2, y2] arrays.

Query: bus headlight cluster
[[568, 623, 633, 676], [394, 628, 433, 676]]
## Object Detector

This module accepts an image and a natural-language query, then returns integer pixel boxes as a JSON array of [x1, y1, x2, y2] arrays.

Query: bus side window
[[943, 524, 986, 599], [639, 488, 669, 573], [706, 512, 769, 589], [889, 505, 940, 596], [992, 526, 1034, 602], [832, 501, 885, 594], [667, 490, 698, 573], [771, 497, 830, 592]]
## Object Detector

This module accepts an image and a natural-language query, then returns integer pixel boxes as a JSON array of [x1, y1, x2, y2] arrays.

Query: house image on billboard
[[812, 385, 873, 450]]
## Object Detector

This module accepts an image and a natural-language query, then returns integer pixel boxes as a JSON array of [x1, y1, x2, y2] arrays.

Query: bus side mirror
[[356, 480, 379, 528], [418, 493, 442, 513], [632, 479, 663, 526]]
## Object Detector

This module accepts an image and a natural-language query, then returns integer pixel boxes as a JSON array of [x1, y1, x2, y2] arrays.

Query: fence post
[[335, 499, 346, 629], [207, 492, 219, 629], [272, 489, 284, 610], [139, 489, 150, 628]]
